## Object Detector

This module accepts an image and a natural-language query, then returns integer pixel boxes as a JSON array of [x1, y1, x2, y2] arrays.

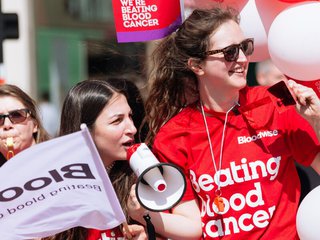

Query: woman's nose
[[127, 120, 137, 135], [237, 49, 249, 62], [2, 117, 13, 129]]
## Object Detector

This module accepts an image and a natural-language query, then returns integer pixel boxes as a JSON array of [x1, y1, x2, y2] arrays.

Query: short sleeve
[[153, 124, 197, 201]]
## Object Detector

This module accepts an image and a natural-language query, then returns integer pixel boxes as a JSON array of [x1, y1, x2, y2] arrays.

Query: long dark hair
[[0, 84, 50, 166], [44, 79, 136, 240], [144, 6, 239, 144], [107, 77, 148, 143]]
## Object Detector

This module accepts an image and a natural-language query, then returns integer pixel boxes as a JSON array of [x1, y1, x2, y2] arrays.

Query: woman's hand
[[127, 184, 147, 223], [0, 137, 6, 156], [288, 80, 320, 123], [122, 224, 147, 240], [0, 136, 14, 160]]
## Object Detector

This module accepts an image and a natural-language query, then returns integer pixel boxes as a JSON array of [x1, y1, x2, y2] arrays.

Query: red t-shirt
[[153, 86, 320, 240], [87, 227, 124, 240]]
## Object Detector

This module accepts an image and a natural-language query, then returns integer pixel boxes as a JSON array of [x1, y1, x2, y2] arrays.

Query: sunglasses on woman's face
[[0, 109, 30, 126], [205, 38, 254, 62]]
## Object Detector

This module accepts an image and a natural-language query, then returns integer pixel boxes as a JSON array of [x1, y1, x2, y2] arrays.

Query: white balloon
[[297, 185, 320, 240], [268, 2, 320, 81], [239, 0, 289, 62], [240, 0, 269, 62]]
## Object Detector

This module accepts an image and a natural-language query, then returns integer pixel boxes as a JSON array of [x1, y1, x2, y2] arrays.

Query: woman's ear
[[188, 58, 204, 76]]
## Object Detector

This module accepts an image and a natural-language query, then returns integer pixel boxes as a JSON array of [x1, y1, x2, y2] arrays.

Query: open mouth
[[123, 140, 135, 147]]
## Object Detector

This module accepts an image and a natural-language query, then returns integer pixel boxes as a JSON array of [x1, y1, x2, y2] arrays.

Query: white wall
[[2, 0, 37, 97]]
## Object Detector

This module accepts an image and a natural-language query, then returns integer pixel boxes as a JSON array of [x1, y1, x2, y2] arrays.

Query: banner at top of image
[[112, 0, 184, 42]]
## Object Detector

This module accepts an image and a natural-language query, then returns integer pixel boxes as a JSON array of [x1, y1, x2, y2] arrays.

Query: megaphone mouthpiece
[[127, 143, 186, 211], [141, 166, 167, 192]]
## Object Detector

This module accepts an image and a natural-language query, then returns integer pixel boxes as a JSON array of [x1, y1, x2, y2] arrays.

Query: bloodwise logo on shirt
[[111, 0, 183, 42], [237, 130, 279, 144]]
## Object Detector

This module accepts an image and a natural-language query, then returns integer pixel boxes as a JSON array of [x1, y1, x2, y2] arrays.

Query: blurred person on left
[[0, 84, 50, 166]]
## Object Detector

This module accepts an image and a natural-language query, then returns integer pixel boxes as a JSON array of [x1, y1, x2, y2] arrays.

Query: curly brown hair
[[144, 6, 239, 145]]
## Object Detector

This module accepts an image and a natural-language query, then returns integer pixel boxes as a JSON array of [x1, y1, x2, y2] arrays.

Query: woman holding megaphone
[[128, 5, 320, 240], [42, 79, 149, 240]]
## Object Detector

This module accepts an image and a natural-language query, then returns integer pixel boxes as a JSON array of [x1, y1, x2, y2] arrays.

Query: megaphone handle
[[143, 213, 156, 240]]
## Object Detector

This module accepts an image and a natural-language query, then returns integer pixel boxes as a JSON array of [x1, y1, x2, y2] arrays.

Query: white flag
[[0, 127, 125, 240]]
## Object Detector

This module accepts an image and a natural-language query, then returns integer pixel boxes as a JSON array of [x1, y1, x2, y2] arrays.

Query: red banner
[[112, 0, 183, 42]]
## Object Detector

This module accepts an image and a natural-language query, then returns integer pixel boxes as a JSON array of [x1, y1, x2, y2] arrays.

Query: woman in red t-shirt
[[127, 6, 320, 240]]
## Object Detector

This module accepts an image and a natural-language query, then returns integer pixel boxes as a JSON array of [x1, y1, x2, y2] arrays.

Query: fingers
[[122, 224, 147, 240], [6, 137, 13, 148], [0, 135, 16, 153], [288, 80, 319, 106], [127, 184, 147, 222], [288, 80, 320, 122], [127, 184, 139, 209], [0, 137, 12, 157], [0, 143, 6, 157], [122, 223, 133, 240]]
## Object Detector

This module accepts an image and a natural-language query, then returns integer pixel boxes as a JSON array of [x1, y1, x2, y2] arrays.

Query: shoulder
[[238, 84, 298, 129], [157, 104, 201, 136], [240, 82, 296, 107], [153, 104, 200, 158]]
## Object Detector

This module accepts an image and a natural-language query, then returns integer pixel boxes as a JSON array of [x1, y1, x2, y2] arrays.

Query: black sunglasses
[[205, 38, 254, 62], [0, 109, 30, 126]]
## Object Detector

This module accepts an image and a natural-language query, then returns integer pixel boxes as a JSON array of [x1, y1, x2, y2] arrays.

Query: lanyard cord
[[200, 101, 239, 193]]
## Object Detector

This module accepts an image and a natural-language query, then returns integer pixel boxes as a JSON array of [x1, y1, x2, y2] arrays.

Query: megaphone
[[127, 143, 186, 212]]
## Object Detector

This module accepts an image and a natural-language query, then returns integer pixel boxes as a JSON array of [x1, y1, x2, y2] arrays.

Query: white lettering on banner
[[123, 19, 159, 28], [238, 130, 278, 144], [191, 157, 281, 237], [120, 0, 134, 6], [121, 5, 157, 13]]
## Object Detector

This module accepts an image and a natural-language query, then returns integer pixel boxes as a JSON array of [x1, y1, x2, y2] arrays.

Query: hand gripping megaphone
[[127, 143, 186, 212]]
